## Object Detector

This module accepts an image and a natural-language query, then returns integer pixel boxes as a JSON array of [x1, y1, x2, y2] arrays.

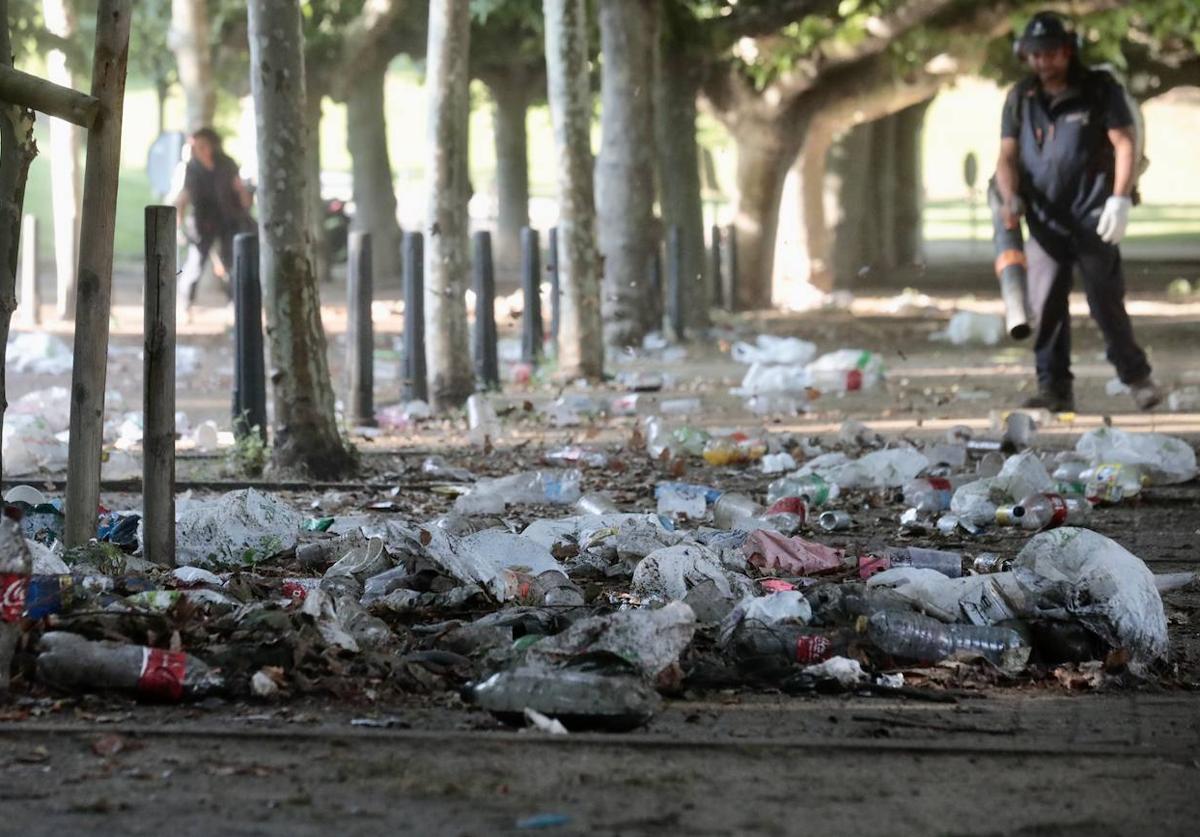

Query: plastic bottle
[[36, 631, 224, 700], [655, 482, 714, 519], [712, 492, 762, 529], [702, 433, 767, 466], [1, 516, 32, 693], [456, 469, 583, 514], [865, 610, 1029, 668], [882, 546, 963, 578], [806, 350, 883, 394], [995, 493, 1089, 530], [1081, 462, 1146, 505], [466, 393, 501, 446], [971, 553, 1012, 574], [902, 477, 960, 514], [574, 493, 620, 515], [466, 665, 661, 732], [766, 473, 839, 507], [728, 623, 856, 668]]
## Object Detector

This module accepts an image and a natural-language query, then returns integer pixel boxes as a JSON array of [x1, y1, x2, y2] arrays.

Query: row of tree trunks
[[595, 0, 658, 348], [423, 0, 475, 410], [347, 59, 403, 289], [654, 40, 709, 331], [42, 0, 81, 320], [485, 67, 532, 281], [543, 0, 603, 378], [247, 0, 352, 478]]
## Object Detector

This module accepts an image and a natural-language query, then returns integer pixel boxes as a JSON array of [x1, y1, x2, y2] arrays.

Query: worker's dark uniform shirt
[[184, 154, 248, 237], [1001, 67, 1133, 236]]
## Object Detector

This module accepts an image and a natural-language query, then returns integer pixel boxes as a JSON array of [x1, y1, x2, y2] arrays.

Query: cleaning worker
[[994, 11, 1162, 412]]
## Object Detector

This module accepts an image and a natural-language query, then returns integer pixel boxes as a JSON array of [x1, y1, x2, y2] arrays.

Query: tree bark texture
[[347, 59, 402, 289], [892, 98, 931, 266], [248, 0, 353, 478], [423, 0, 475, 410], [543, 0, 604, 378], [304, 90, 330, 287], [794, 118, 836, 292], [730, 131, 792, 310], [42, 0, 81, 320], [169, 0, 216, 130], [0, 0, 38, 481], [595, 0, 658, 347], [654, 40, 709, 331], [485, 69, 531, 283]]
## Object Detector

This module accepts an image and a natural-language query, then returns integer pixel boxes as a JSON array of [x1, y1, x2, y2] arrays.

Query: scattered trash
[[731, 335, 817, 366], [930, 311, 1006, 346], [36, 632, 224, 700], [175, 488, 303, 568], [1075, 427, 1197, 485]]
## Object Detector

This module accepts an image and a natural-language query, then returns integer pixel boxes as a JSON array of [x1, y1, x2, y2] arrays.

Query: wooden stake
[[142, 206, 175, 566], [233, 233, 268, 441], [472, 230, 499, 390], [64, 0, 132, 548], [520, 226, 542, 364], [401, 231, 427, 403], [346, 231, 375, 426]]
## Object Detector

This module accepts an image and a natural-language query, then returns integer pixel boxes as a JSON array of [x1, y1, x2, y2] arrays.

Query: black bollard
[[520, 227, 543, 364], [401, 231, 428, 403], [233, 233, 268, 442], [346, 231, 375, 426], [472, 231, 500, 389], [666, 225, 684, 342], [710, 224, 724, 310], [724, 223, 738, 312], [547, 226, 561, 345]]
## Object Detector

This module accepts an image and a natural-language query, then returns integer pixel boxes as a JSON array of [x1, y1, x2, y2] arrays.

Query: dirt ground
[[3, 260, 1200, 834]]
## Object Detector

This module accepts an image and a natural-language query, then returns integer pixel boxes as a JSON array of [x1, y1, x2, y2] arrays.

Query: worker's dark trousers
[[1026, 220, 1152, 395]]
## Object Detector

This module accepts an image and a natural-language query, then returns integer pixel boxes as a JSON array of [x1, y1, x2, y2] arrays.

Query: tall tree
[[595, 0, 658, 347], [247, 0, 354, 477], [423, 0, 475, 410], [543, 0, 603, 378], [169, 0, 216, 130]]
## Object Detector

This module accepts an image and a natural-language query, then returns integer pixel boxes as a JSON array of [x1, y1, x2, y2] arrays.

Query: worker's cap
[[1016, 12, 1077, 56]]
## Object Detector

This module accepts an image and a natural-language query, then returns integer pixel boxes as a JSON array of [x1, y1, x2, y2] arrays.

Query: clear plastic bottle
[[901, 477, 960, 514], [882, 546, 963, 578], [728, 623, 856, 667], [712, 492, 762, 529], [995, 493, 1089, 530], [466, 393, 501, 446], [1081, 462, 1146, 505], [36, 631, 224, 700], [0, 517, 32, 693], [702, 433, 767, 466], [467, 665, 661, 732], [766, 473, 839, 507], [865, 610, 1029, 668], [971, 553, 1012, 574]]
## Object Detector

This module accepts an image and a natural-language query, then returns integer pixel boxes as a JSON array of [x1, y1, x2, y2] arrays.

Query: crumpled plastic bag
[[1014, 527, 1167, 665], [175, 488, 303, 568], [424, 528, 565, 602], [7, 332, 74, 375], [632, 544, 740, 601], [731, 335, 817, 366], [733, 362, 811, 396], [867, 567, 1032, 625], [718, 591, 812, 646], [930, 311, 1005, 346], [2, 414, 69, 476], [995, 450, 1054, 499], [1076, 427, 1197, 485], [743, 531, 844, 576], [524, 601, 696, 678], [792, 448, 928, 490]]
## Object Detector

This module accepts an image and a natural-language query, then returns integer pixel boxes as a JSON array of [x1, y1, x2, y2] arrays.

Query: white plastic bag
[[733, 362, 811, 395], [423, 528, 565, 601], [797, 448, 929, 490], [930, 311, 1005, 346], [632, 544, 736, 601], [175, 488, 303, 568], [1075, 427, 1197, 485], [805, 350, 884, 394], [731, 335, 817, 366]]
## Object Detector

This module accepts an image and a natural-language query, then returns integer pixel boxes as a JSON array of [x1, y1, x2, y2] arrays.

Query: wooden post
[[648, 233, 663, 317], [346, 230, 375, 426], [64, 0, 132, 548], [547, 225, 561, 346], [401, 231, 427, 403], [666, 224, 684, 342], [472, 230, 499, 390], [18, 214, 39, 324], [233, 233, 268, 441], [143, 206, 175, 567], [710, 224, 723, 310], [520, 226, 542, 364], [723, 223, 737, 313]]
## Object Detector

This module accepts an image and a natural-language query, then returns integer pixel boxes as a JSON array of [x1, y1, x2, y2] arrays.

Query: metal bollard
[[520, 227, 543, 365], [666, 225, 684, 342], [402, 231, 428, 403], [472, 231, 500, 389], [232, 233, 268, 442], [710, 224, 723, 310], [346, 231, 375, 426], [547, 226, 561, 345], [724, 223, 738, 312]]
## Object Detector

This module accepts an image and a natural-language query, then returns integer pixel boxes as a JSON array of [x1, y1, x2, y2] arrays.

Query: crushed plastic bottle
[[574, 493, 620, 515], [971, 553, 1012, 574], [643, 417, 710, 459], [881, 546, 963, 578], [455, 469, 583, 515], [655, 482, 716, 519], [545, 445, 609, 469], [712, 492, 761, 529], [1, 516, 32, 692], [766, 473, 839, 507], [466, 393, 501, 446], [728, 624, 856, 669], [805, 349, 884, 395], [466, 664, 661, 731], [36, 632, 224, 700], [702, 433, 767, 466], [1081, 462, 1146, 505], [902, 477, 960, 514], [865, 610, 1029, 669], [995, 493, 1090, 530]]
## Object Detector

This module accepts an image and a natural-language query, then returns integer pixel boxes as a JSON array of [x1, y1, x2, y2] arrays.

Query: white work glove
[[1096, 195, 1132, 244]]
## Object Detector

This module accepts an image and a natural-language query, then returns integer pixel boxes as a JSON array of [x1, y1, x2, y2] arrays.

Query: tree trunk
[[543, 0, 604, 378], [347, 59, 403, 289], [828, 120, 875, 287], [0, 1, 38, 481], [485, 68, 531, 283], [169, 0, 216, 130], [247, 0, 353, 478], [304, 89, 331, 286], [731, 131, 792, 310], [595, 0, 658, 347], [654, 37, 709, 331], [794, 118, 836, 292], [42, 0, 81, 320], [892, 98, 931, 266], [423, 0, 474, 410]]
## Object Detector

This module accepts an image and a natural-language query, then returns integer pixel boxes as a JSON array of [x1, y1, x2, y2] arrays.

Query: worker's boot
[[1022, 385, 1074, 413], [1129, 378, 1163, 412]]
